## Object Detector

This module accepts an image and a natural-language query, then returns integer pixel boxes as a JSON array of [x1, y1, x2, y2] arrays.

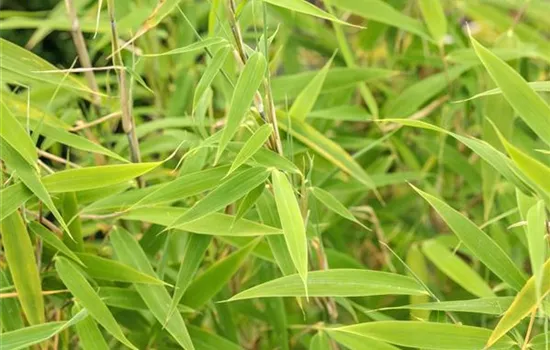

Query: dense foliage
[[1, 0, 550, 349]]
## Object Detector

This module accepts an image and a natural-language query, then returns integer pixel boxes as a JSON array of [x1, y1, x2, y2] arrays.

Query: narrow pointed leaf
[[330, 321, 515, 350], [73, 305, 109, 350], [0, 308, 88, 350], [418, 0, 447, 44], [168, 167, 270, 227], [182, 238, 259, 308], [194, 45, 231, 111], [110, 227, 195, 350], [0, 100, 37, 166], [216, 52, 267, 162], [488, 259, 550, 347], [289, 55, 334, 121], [55, 257, 138, 350], [310, 186, 365, 227], [411, 185, 527, 291], [526, 201, 547, 297], [28, 222, 82, 265], [229, 269, 427, 300], [228, 124, 273, 174], [422, 240, 495, 298], [271, 169, 308, 291], [0, 211, 44, 325], [471, 36, 550, 146]]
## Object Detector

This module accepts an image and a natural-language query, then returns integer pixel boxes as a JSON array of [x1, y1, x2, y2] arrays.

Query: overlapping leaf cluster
[[0, 0, 549, 349]]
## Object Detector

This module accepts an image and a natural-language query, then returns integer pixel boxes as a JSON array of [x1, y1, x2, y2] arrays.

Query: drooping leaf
[[110, 227, 195, 350], [411, 185, 527, 291], [228, 125, 273, 174], [55, 257, 138, 349]]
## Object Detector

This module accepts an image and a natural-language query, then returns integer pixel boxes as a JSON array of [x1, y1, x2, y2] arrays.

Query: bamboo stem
[[64, 0, 101, 108], [107, 0, 143, 187]]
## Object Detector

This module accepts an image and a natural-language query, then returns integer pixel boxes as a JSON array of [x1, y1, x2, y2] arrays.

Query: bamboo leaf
[[526, 201, 548, 297], [418, 0, 447, 44], [28, 222, 83, 265], [55, 257, 138, 349], [422, 240, 496, 298], [289, 54, 334, 121], [471, 36, 550, 147], [0, 100, 37, 166], [73, 305, 109, 350], [228, 124, 273, 175], [0, 308, 88, 350], [328, 321, 515, 350], [310, 186, 366, 228], [110, 227, 195, 350], [271, 169, 309, 292], [488, 259, 550, 347], [193, 45, 231, 111], [216, 52, 267, 163], [263, 0, 357, 27], [411, 185, 527, 291], [182, 238, 260, 308], [229, 269, 428, 300], [143, 37, 227, 57], [74, 253, 166, 285], [0, 211, 45, 325], [168, 167, 270, 227]]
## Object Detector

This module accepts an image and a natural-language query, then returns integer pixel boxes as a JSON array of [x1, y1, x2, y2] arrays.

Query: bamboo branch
[[64, 0, 101, 108], [107, 0, 143, 187]]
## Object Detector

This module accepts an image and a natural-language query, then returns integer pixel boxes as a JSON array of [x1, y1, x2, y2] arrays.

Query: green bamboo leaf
[[332, 0, 431, 40], [168, 167, 270, 228], [233, 183, 265, 222], [182, 238, 260, 308], [72, 305, 109, 350], [74, 253, 166, 285], [216, 52, 267, 163], [530, 332, 550, 350], [381, 119, 532, 194], [0, 139, 71, 235], [422, 240, 496, 298], [456, 81, 550, 103], [42, 162, 161, 192], [1, 211, 44, 325], [0, 38, 94, 97], [471, 36, 550, 146], [289, 54, 334, 121], [228, 125, 273, 175], [488, 259, 550, 347], [327, 329, 399, 350], [495, 126, 550, 195], [0, 308, 88, 350], [188, 325, 241, 350], [263, 0, 357, 27], [0, 183, 32, 221], [55, 257, 138, 350], [227, 143, 301, 174], [310, 331, 332, 350], [193, 45, 231, 111], [0, 100, 37, 166], [271, 67, 396, 102], [328, 321, 515, 350], [271, 169, 309, 292], [61, 192, 84, 252], [278, 114, 375, 189], [28, 222, 83, 265], [123, 206, 282, 236], [168, 234, 212, 320], [0, 268, 24, 331], [86, 166, 229, 213], [526, 201, 548, 297], [228, 269, 428, 300], [418, 0, 447, 44], [411, 185, 527, 291], [308, 105, 371, 122], [98, 287, 196, 314], [310, 186, 367, 229], [110, 227, 195, 350], [22, 117, 127, 163], [382, 65, 468, 118], [142, 37, 227, 57], [381, 297, 528, 315], [406, 244, 430, 321]]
